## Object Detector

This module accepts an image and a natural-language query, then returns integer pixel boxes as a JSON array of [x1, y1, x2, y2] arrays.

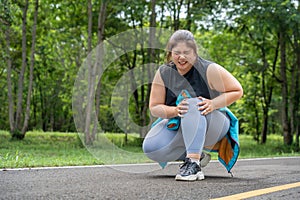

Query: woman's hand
[[197, 97, 215, 115], [176, 99, 189, 117]]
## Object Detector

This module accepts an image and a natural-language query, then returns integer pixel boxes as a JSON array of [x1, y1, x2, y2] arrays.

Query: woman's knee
[[142, 138, 155, 154], [186, 97, 200, 105], [143, 138, 172, 162], [144, 145, 186, 162], [142, 133, 174, 154], [142, 133, 167, 154], [182, 98, 205, 122], [143, 123, 179, 154]]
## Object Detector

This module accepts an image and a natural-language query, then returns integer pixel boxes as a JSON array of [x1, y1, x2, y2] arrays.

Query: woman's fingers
[[177, 100, 189, 117], [197, 97, 214, 115], [177, 98, 216, 117]]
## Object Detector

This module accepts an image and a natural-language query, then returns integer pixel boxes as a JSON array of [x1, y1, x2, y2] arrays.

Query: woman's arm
[[149, 70, 178, 119], [198, 63, 243, 115]]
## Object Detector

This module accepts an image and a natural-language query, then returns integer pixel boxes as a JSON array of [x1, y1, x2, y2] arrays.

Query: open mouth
[[178, 60, 188, 65]]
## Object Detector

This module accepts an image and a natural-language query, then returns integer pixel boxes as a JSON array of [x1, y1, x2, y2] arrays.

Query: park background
[[0, 0, 300, 167]]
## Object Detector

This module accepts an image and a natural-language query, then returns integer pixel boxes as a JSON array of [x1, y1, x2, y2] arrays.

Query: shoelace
[[179, 161, 188, 169], [178, 160, 189, 174], [183, 162, 198, 175], [179, 158, 190, 170]]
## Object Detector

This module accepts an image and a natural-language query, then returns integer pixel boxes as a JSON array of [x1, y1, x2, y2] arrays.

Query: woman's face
[[171, 42, 196, 74]]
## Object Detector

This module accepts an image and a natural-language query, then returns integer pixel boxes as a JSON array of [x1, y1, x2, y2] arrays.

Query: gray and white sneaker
[[200, 152, 211, 168], [175, 158, 205, 181]]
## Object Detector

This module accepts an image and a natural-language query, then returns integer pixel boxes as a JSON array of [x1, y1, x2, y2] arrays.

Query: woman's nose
[[178, 54, 185, 59]]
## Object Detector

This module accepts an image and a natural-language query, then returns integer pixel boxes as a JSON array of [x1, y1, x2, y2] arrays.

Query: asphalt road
[[1, 157, 300, 200]]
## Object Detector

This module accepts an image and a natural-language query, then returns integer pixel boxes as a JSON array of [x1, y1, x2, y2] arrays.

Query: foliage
[[0, 0, 299, 147]]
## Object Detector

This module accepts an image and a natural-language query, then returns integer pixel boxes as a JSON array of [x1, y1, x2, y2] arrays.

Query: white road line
[[1, 156, 299, 172]]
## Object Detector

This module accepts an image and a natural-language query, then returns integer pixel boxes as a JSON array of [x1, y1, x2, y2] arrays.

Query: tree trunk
[[13, 0, 29, 139], [295, 55, 300, 148], [91, 0, 108, 141], [295, 0, 300, 150], [260, 70, 268, 144], [84, 0, 94, 145], [289, 56, 296, 142], [296, 125, 299, 150], [173, 0, 183, 31], [22, 0, 39, 135], [254, 92, 260, 143], [260, 42, 277, 144], [140, 0, 157, 138], [260, 48, 268, 144], [5, 22, 15, 133], [279, 30, 292, 145], [261, 105, 268, 144], [294, 44, 300, 149], [36, 73, 47, 131], [185, 0, 192, 31], [97, 0, 107, 42]]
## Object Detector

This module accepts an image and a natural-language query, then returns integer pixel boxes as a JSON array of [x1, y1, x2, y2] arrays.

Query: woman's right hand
[[176, 99, 189, 117]]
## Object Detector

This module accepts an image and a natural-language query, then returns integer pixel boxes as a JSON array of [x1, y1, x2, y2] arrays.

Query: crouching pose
[[143, 30, 243, 181]]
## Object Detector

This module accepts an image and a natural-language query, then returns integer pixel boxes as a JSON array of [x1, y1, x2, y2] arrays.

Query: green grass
[[0, 131, 299, 169], [238, 134, 300, 158], [0, 131, 151, 168], [0, 131, 103, 168]]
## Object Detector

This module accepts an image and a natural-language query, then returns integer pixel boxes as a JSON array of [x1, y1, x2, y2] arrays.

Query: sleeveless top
[[159, 57, 221, 106]]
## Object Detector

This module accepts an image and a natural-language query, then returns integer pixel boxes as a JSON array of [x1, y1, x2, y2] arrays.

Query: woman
[[142, 30, 243, 181]]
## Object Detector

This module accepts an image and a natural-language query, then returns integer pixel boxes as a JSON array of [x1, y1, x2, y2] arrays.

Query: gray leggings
[[143, 98, 230, 162]]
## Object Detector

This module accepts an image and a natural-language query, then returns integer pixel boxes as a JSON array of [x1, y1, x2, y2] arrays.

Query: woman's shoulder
[[196, 57, 215, 67], [159, 62, 176, 73]]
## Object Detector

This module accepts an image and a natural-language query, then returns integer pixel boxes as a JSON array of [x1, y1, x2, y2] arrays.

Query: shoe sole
[[175, 171, 205, 181]]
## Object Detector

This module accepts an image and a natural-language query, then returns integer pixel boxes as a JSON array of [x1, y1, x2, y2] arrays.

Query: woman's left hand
[[197, 96, 215, 115]]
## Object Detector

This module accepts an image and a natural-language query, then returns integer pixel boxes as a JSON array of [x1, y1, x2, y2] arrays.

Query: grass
[[238, 134, 299, 158], [0, 131, 103, 168], [0, 130, 299, 169]]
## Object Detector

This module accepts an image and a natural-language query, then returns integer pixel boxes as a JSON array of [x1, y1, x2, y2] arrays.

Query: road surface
[[1, 157, 300, 199]]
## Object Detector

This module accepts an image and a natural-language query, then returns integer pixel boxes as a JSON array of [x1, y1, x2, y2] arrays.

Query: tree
[[289, 1, 300, 149], [220, 0, 300, 146], [272, 0, 299, 145], [14, 0, 29, 138], [4, 0, 40, 139], [0, 0, 299, 151], [4, 0, 39, 139], [84, 0, 108, 145], [1, 0, 14, 133], [22, 0, 39, 135]]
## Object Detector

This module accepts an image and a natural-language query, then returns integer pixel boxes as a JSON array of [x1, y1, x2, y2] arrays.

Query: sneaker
[[175, 158, 205, 181], [200, 152, 211, 168]]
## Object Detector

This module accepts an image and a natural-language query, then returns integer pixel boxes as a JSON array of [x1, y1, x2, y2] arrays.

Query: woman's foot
[[175, 158, 205, 181]]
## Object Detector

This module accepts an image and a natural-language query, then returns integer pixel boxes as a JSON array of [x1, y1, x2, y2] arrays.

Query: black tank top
[[159, 57, 220, 106]]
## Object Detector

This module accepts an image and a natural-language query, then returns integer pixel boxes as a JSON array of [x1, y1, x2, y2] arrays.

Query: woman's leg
[[143, 98, 230, 163], [181, 98, 230, 158], [175, 98, 230, 181], [180, 98, 207, 159], [142, 119, 186, 162], [204, 110, 230, 147]]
